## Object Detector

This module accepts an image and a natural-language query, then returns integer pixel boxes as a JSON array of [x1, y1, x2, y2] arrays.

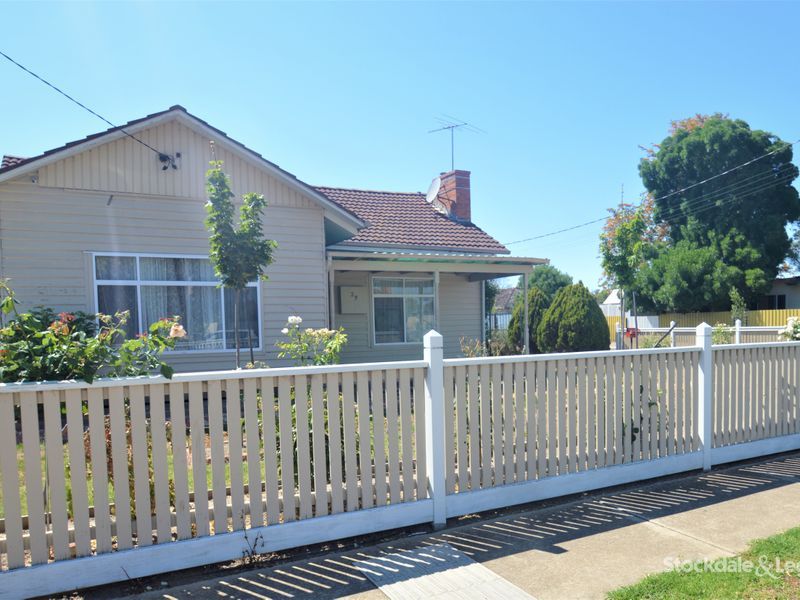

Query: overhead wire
[[0, 49, 170, 160]]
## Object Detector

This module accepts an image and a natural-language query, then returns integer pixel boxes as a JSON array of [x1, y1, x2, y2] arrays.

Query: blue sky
[[1, 1, 798, 289]]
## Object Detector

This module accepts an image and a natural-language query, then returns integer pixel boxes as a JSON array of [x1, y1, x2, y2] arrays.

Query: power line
[[0, 49, 170, 160], [546, 171, 798, 250], [504, 138, 799, 246]]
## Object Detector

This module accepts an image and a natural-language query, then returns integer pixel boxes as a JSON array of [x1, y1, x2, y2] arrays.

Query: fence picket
[[277, 377, 296, 521], [444, 367, 458, 494], [65, 388, 91, 557], [399, 369, 415, 502], [577, 359, 587, 471], [108, 386, 133, 550], [371, 371, 388, 507], [188, 381, 210, 536], [295, 375, 313, 519], [341, 371, 358, 511], [648, 355, 658, 459], [169, 382, 191, 540], [261, 377, 280, 525], [491, 364, 503, 483], [207, 379, 227, 534], [536, 361, 547, 479], [327, 372, 345, 514], [42, 392, 69, 561], [479, 364, 492, 487], [526, 361, 537, 480], [455, 365, 468, 491], [0, 394, 24, 568], [413, 367, 427, 500], [149, 384, 172, 543], [226, 379, 245, 531], [356, 371, 373, 508], [87, 388, 112, 553], [557, 361, 567, 475], [386, 369, 403, 505], [467, 365, 481, 490], [514, 362, 526, 482], [243, 377, 263, 528], [502, 362, 514, 484], [310, 374, 329, 516], [130, 385, 152, 546], [605, 356, 615, 467]]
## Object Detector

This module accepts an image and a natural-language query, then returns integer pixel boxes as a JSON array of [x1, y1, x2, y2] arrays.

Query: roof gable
[[0, 106, 363, 231], [316, 186, 509, 254]]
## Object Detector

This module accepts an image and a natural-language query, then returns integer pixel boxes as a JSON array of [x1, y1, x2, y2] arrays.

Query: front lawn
[[608, 527, 800, 599]]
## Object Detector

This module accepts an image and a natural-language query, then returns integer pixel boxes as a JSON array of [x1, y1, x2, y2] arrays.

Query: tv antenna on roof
[[428, 115, 486, 170]]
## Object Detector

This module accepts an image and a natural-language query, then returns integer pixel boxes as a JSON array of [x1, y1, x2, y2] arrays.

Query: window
[[372, 277, 435, 344], [757, 294, 787, 310], [94, 254, 260, 352]]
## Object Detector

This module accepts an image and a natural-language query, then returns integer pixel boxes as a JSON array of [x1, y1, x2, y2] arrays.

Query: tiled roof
[[1, 155, 25, 169], [315, 187, 509, 254], [493, 287, 519, 312]]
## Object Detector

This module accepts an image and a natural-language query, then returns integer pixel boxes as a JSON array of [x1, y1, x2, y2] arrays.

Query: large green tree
[[206, 161, 277, 368], [602, 115, 799, 312], [520, 264, 573, 302]]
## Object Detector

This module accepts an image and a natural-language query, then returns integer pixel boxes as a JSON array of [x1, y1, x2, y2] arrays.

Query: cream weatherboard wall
[[334, 271, 482, 362], [0, 118, 330, 371]]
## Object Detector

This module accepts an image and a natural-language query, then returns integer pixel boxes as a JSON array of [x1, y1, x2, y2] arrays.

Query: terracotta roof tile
[[315, 187, 508, 254], [1, 155, 25, 169]]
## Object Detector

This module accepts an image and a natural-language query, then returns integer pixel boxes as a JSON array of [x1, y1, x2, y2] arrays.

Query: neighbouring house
[[0, 106, 546, 371], [487, 286, 518, 331], [754, 276, 800, 310]]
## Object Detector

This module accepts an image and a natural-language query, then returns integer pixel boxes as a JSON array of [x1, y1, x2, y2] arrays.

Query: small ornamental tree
[[205, 161, 277, 368], [507, 286, 550, 354], [536, 282, 610, 353]]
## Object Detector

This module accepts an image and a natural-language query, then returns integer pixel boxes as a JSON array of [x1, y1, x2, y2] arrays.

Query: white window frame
[[371, 275, 436, 346], [92, 252, 262, 355]]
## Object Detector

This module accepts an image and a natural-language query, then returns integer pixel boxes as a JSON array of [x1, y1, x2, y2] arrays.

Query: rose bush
[[779, 317, 800, 341], [0, 280, 184, 383], [275, 315, 348, 365]]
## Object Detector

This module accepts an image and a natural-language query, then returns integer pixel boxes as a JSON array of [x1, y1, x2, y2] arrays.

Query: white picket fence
[[1, 325, 800, 598], [617, 320, 784, 349]]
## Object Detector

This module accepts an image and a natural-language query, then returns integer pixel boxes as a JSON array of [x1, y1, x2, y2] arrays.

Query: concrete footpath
[[131, 452, 800, 600]]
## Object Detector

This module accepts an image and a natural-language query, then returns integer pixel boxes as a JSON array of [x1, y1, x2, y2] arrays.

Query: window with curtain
[[94, 255, 260, 352], [373, 277, 435, 344]]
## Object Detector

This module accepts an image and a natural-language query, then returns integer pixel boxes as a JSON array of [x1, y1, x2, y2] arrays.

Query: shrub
[[780, 317, 800, 341], [460, 337, 486, 358], [712, 322, 733, 345], [275, 315, 348, 365], [536, 282, 610, 353], [0, 280, 183, 383], [507, 286, 550, 354]]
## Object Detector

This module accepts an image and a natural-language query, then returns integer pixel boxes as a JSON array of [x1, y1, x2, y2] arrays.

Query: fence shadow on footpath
[[132, 452, 800, 600]]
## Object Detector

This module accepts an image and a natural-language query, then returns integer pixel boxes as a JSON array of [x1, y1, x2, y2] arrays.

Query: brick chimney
[[436, 170, 471, 222]]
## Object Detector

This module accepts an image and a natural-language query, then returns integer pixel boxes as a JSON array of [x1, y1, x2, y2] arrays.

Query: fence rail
[[2, 329, 800, 598], [661, 308, 800, 328]]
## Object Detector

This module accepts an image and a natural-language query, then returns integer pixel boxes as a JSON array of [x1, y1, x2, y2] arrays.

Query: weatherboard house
[[0, 106, 545, 371]]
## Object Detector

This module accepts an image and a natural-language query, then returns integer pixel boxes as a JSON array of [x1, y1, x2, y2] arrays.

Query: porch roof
[[328, 249, 548, 281]]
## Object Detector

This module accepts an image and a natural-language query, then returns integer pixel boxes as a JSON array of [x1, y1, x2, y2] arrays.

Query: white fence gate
[[1, 325, 800, 598]]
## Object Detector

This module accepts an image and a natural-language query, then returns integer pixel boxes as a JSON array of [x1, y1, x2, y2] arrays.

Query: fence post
[[696, 323, 713, 471], [735, 319, 742, 344], [670, 320, 676, 347], [423, 330, 446, 528]]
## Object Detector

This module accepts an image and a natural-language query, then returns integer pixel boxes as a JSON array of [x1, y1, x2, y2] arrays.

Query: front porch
[[327, 250, 547, 363]]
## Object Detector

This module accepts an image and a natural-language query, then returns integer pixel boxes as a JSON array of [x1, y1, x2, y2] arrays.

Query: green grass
[[0, 441, 250, 520], [608, 527, 800, 599]]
